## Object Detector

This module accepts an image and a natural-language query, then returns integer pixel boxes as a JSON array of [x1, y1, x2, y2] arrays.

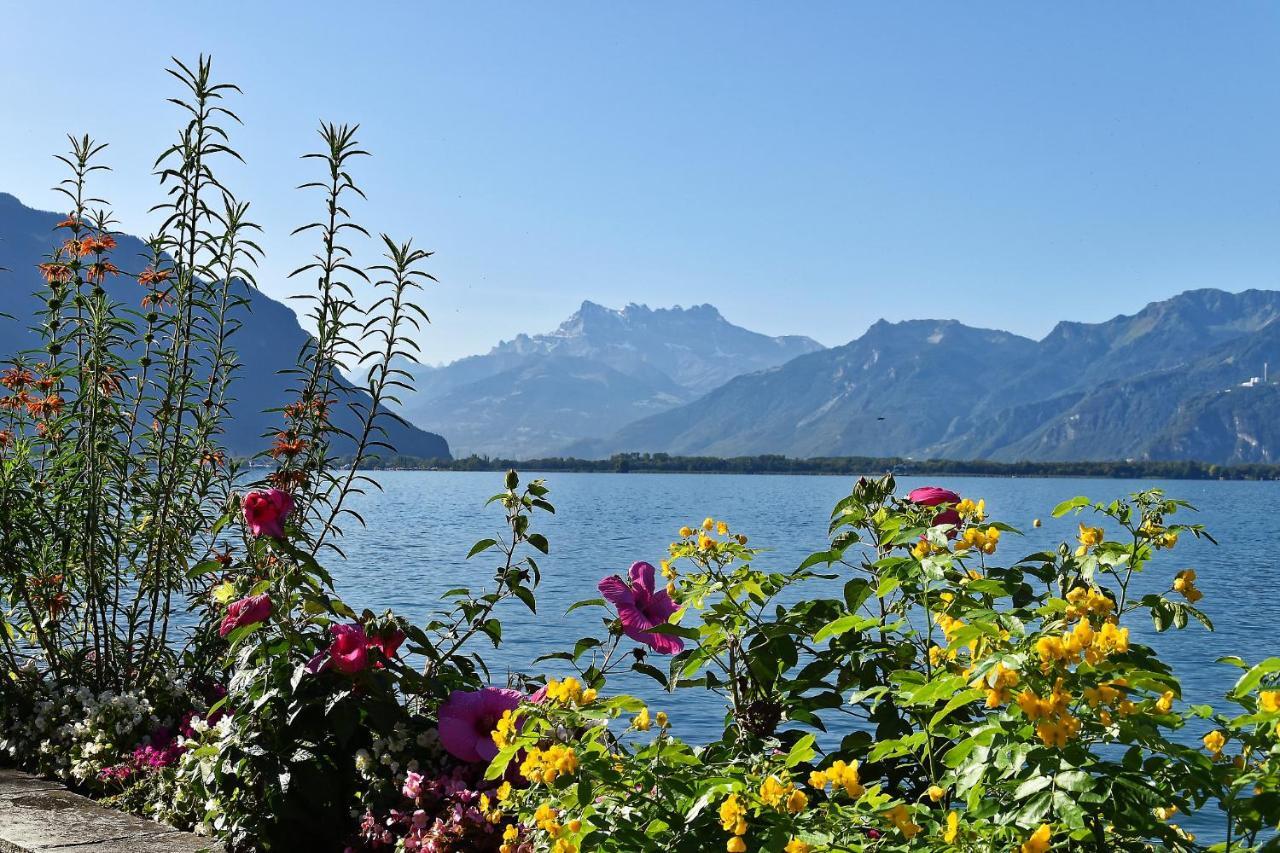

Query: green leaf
[[785, 734, 816, 768], [467, 538, 498, 559], [1051, 496, 1090, 518], [814, 613, 877, 644]]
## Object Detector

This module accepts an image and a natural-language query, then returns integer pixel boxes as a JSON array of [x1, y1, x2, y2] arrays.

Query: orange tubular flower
[[137, 266, 171, 287], [38, 263, 73, 284], [85, 261, 120, 283], [0, 367, 35, 390], [270, 433, 309, 459], [81, 234, 117, 254], [55, 216, 80, 230]]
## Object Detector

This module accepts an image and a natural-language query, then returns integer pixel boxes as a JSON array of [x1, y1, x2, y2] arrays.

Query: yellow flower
[[716, 520, 729, 535], [926, 785, 946, 802], [492, 709, 519, 749], [883, 804, 921, 839], [1154, 805, 1178, 821], [942, 810, 959, 844], [956, 497, 985, 520], [726, 838, 747, 853], [656, 710, 669, 728], [520, 745, 579, 784], [580, 688, 597, 704], [1076, 524, 1104, 556], [784, 840, 811, 853], [1260, 690, 1280, 713], [634, 707, 651, 731], [718, 794, 746, 833], [503, 824, 519, 842], [1203, 730, 1226, 755], [785, 788, 808, 814], [496, 781, 513, 802], [1020, 823, 1052, 853], [702, 517, 715, 531], [1173, 569, 1203, 603], [1156, 690, 1175, 713], [679, 526, 693, 538], [759, 776, 788, 808]]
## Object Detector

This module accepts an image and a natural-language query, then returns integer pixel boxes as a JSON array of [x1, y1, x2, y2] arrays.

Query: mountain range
[[0, 192, 451, 459], [392, 301, 822, 457], [572, 289, 1280, 464]]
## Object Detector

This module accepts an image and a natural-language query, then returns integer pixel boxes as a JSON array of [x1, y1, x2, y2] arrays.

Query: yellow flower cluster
[[633, 707, 651, 731], [544, 676, 597, 706], [1075, 523, 1105, 556], [520, 744, 579, 784], [912, 539, 948, 560], [955, 525, 1000, 554], [1139, 520, 1179, 549], [932, 594, 964, 645], [1017, 680, 1081, 748], [758, 775, 807, 814], [526, 804, 581, 853], [1260, 690, 1280, 713], [972, 662, 1020, 708], [784, 841, 811, 853], [1172, 569, 1203, 603], [1035, 619, 1128, 671], [492, 709, 518, 749], [883, 804, 921, 839], [1064, 586, 1114, 621], [956, 497, 985, 521], [1020, 823, 1052, 853], [808, 759, 865, 798], [675, 518, 747, 553], [1081, 678, 1137, 724], [719, 793, 748, 851]]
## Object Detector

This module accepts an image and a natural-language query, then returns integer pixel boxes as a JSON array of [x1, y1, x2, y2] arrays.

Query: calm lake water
[[338, 471, 1276, 835]]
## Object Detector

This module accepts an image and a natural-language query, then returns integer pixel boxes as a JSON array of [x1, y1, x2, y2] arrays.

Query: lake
[[337, 471, 1276, 834]]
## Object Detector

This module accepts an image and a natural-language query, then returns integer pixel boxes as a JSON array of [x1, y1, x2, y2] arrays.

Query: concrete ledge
[[0, 769, 210, 852]]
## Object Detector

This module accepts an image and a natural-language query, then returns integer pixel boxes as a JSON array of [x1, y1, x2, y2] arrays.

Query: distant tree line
[[325, 452, 1280, 480]]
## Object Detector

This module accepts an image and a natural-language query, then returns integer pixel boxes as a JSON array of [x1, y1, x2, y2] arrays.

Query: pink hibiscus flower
[[597, 561, 683, 655], [369, 627, 406, 667], [908, 485, 963, 538], [308, 623, 371, 675], [438, 687, 524, 763], [218, 593, 272, 637], [242, 488, 294, 539]]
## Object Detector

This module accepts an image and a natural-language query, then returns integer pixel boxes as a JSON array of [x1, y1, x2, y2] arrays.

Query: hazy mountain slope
[[405, 353, 691, 458], [396, 300, 824, 456], [581, 290, 1280, 464], [0, 192, 451, 459], [570, 320, 1038, 458]]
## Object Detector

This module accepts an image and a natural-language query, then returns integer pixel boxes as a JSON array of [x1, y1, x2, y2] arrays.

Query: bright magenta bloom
[[242, 488, 294, 539], [328, 623, 371, 674], [219, 593, 272, 637], [369, 628, 406, 666], [437, 687, 524, 763], [598, 561, 683, 655], [907, 486, 961, 507], [909, 486, 962, 537]]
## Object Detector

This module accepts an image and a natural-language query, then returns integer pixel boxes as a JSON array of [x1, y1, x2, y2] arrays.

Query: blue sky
[[3, 3, 1280, 363]]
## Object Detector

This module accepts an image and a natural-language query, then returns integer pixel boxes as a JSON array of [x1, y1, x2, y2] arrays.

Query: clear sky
[[4, 3, 1280, 364]]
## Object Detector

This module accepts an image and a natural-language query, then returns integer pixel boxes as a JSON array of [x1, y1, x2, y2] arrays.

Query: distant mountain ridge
[[0, 192, 451, 459], [573, 288, 1280, 465], [394, 300, 823, 457]]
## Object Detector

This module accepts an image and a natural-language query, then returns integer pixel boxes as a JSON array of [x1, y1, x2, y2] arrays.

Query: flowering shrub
[[3, 55, 1280, 853]]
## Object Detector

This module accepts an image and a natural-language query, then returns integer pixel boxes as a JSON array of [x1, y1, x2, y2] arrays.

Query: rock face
[[393, 300, 823, 457], [0, 192, 450, 460], [576, 289, 1280, 464]]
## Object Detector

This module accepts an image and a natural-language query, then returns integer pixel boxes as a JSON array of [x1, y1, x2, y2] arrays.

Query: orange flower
[[267, 468, 309, 491], [137, 266, 171, 287], [62, 238, 84, 257], [26, 394, 64, 418], [34, 376, 57, 392], [140, 291, 170, 309], [270, 433, 309, 459], [0, 367, 35, 390], [81, 234, 117, 254], [38, 262, 73, 284], [0, 430, 11, 449], [85, 261, 119, 283], [55, 216, 80, 230]]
